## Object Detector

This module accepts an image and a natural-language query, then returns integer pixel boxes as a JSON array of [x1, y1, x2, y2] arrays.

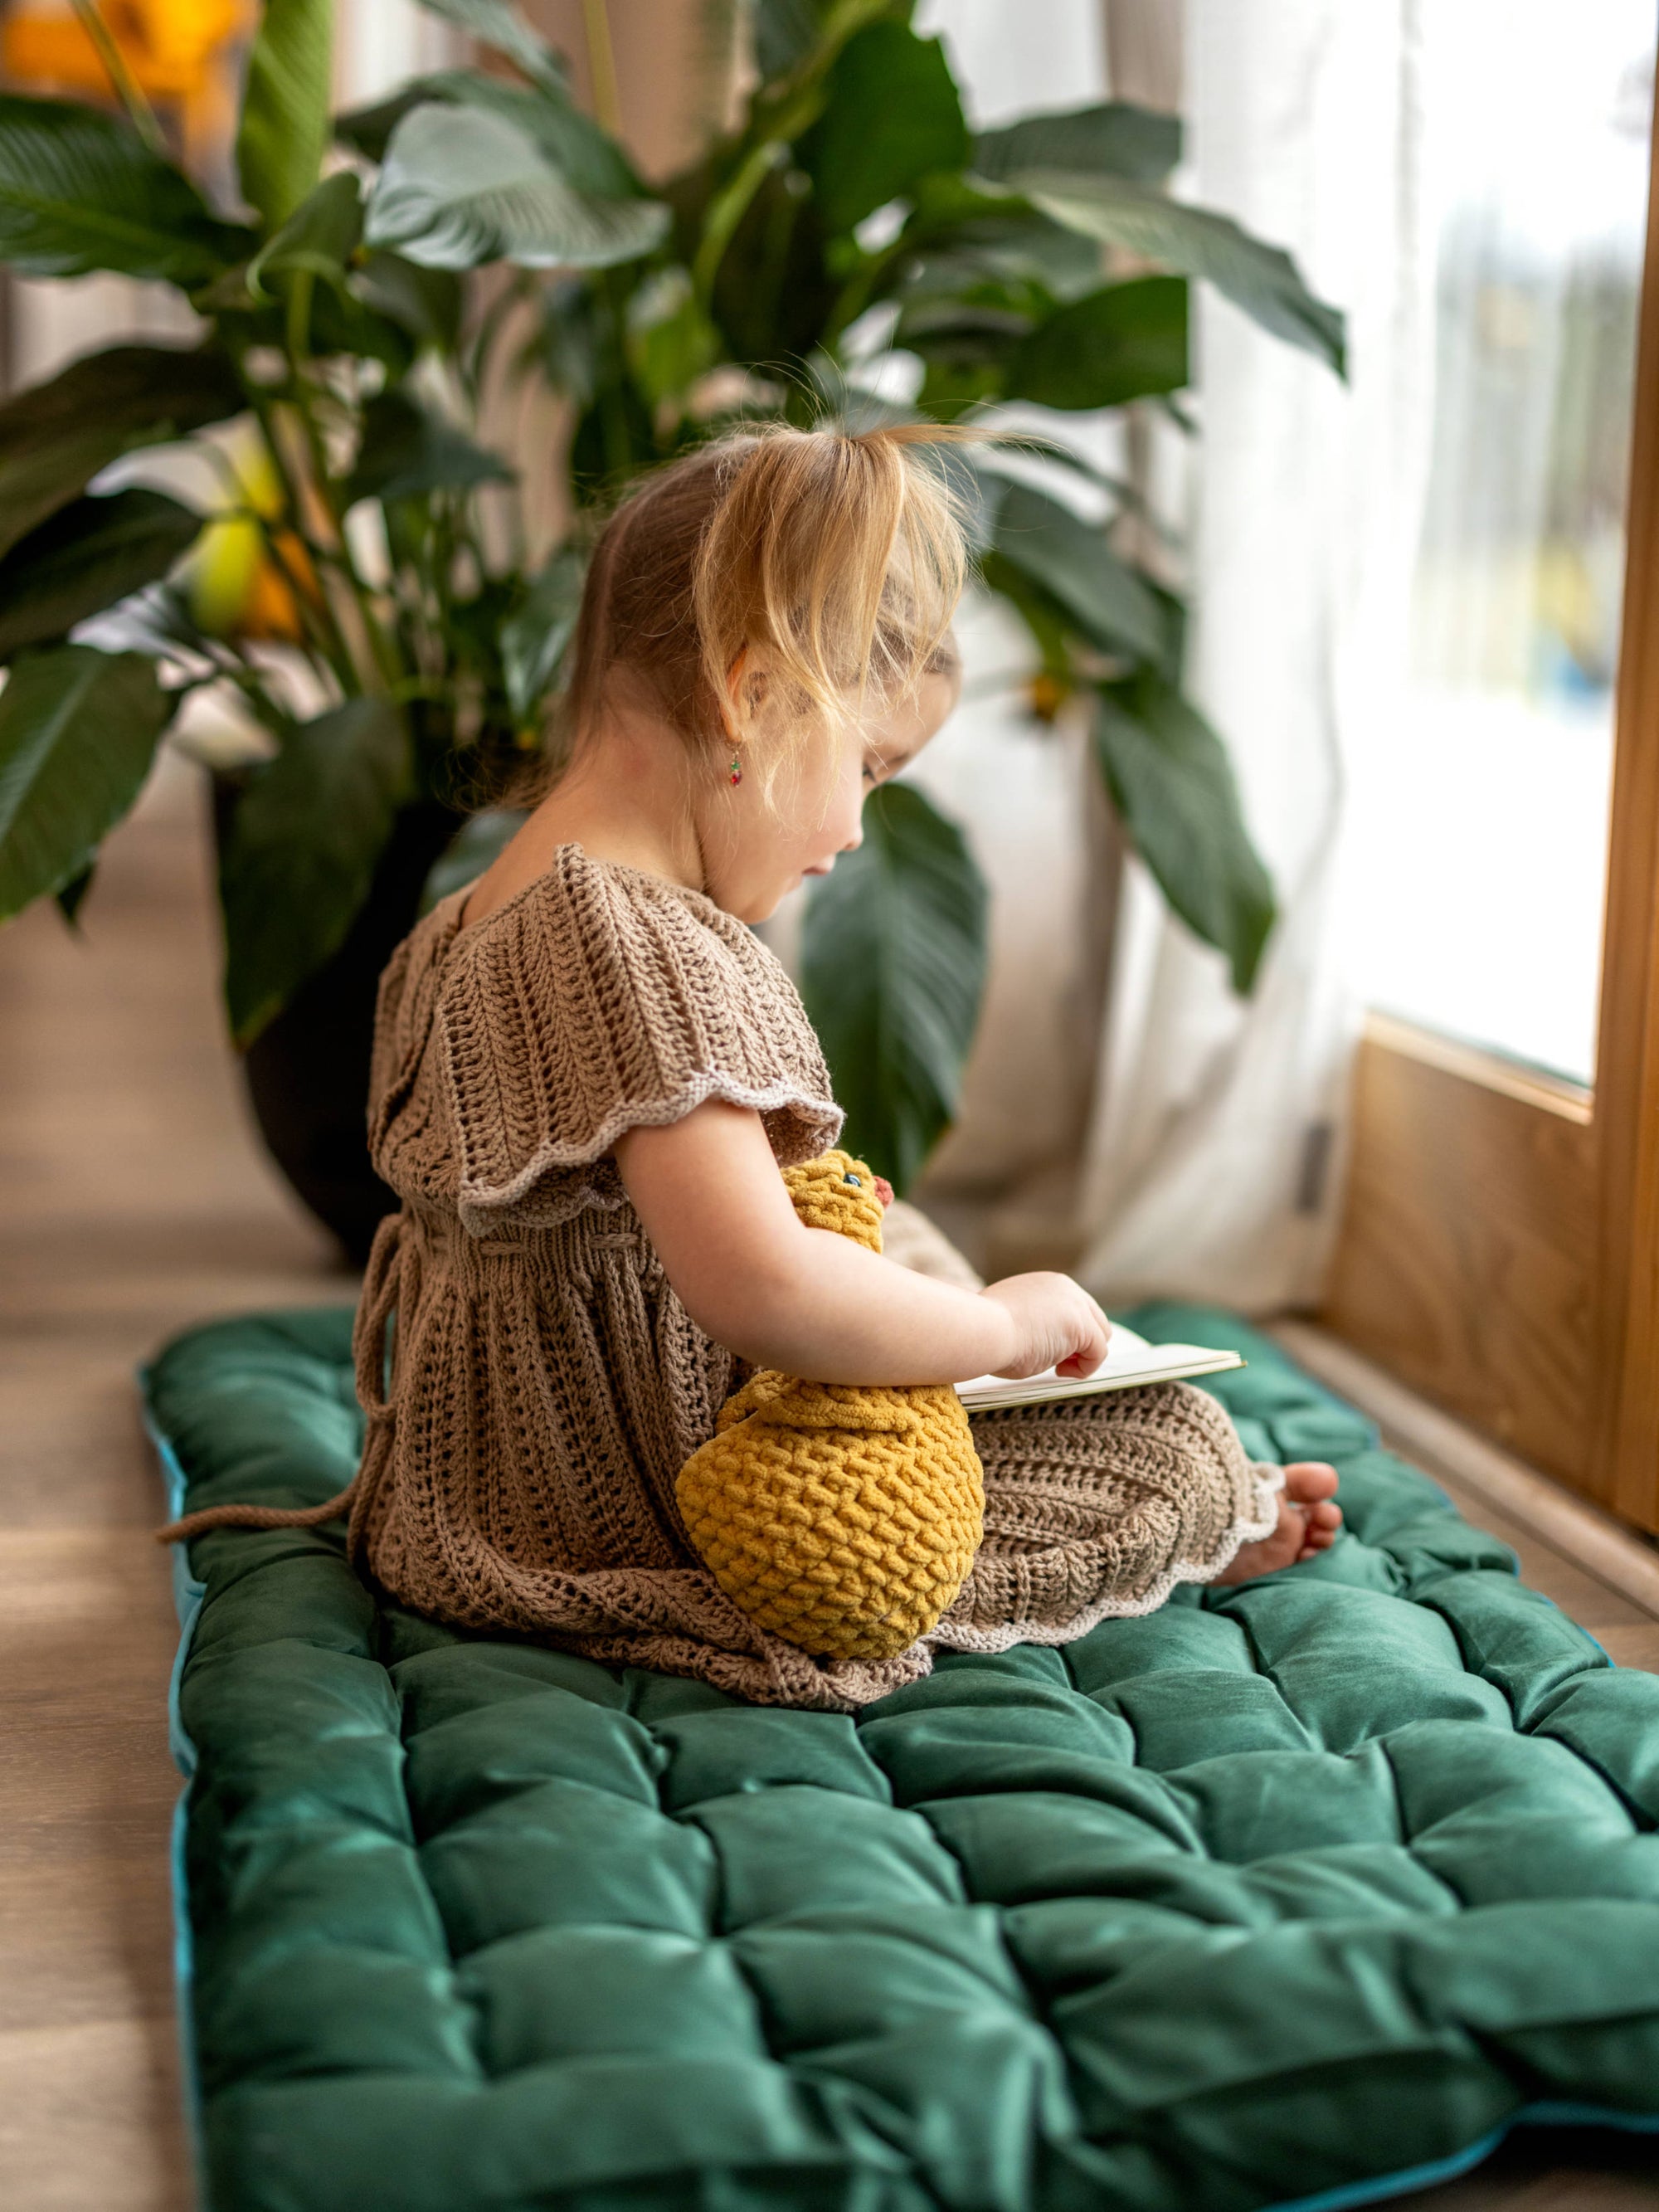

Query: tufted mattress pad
[[143, 1303, 1659, 2212]]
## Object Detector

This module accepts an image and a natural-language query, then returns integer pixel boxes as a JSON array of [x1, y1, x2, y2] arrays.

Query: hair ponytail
[[547, 422, 981, 797]]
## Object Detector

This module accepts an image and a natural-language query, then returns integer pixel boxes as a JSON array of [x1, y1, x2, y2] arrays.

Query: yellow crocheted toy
[[675, 1150, 985, 1661]]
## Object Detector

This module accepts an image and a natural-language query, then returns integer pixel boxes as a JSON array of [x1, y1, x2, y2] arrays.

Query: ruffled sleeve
[[437, 845, 843, 1232]]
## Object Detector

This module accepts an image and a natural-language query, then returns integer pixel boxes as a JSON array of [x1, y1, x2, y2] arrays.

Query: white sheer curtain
[[759, 0, 1433, 1314], [1072, 0, 1430, 1313]]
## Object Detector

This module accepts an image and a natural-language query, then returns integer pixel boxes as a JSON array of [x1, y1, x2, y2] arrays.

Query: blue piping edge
[[1263, 2107, 1659, 2212], [139, 1372, 210, 2212], [134, 1352, 1659, 2212]]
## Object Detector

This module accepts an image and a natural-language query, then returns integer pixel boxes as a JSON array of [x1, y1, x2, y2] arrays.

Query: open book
[[954, 1322, 1243, 1413]]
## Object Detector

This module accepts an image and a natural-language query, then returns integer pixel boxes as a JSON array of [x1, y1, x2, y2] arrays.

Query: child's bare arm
[[613, 1100, 1112, 1386]]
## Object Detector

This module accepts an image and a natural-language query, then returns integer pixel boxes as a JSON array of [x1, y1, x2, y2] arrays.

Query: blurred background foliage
[[0, 0, 1342, 1234]]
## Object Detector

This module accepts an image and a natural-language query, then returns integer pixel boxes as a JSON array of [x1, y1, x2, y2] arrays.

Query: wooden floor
[[1, 765, 1655, 2210], [0, 760, 340, 2211]]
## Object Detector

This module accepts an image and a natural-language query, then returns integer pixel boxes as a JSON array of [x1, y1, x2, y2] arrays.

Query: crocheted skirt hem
[[928, 1462, 1286, 1658]]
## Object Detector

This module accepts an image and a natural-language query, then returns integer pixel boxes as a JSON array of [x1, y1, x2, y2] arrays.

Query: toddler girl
[[171, 424, 1339, 1708]]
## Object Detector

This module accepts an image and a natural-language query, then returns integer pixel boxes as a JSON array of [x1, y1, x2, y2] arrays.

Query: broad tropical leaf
[[1093, 670, 1276, 992], [803, 20, 969, 235], [1007, 275, 1189, 411], [219, 697, 411, 1044], [972, 102, 1180, 188], [236, 0, 334, 231], [364, 103, 670, 271], [353, 251, 464, 351], [0, 490, 201, 659], [992, 482, 1171, 668], [0, 645, 173, 918], [0, 95, 249, 282], [247, 170, 362, 297], [340, 71, 638, 198], [0, 345, 245, 561], [1019, 173, 1346, 373], [55, 858, 94, 927], [344, 389, 513, 509], [210, 193, 418, 368], [800, 782, 988, 1192], [500, 547, 584, 723], [411, 0, 569, 100]]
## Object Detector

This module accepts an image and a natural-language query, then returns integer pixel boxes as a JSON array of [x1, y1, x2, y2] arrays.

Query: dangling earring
[[727, 751, 743, 787]]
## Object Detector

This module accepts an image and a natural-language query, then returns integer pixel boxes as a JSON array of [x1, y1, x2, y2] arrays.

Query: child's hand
[[978, 1274, 1113, 1380]]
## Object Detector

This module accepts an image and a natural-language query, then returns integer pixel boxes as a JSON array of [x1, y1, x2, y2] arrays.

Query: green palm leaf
[[0, 490, 201, 658], [1093, 671, 1276, 993], [800, 782, 988, 1192], [973, 101, 1180, 187], [344, 389, 513, 508], [1007, 275, 1190, 411], [411, 0, 569, 100], [0, 345, 244, 561], [0, 646, 173, 918], [237, 0, 334, 231], [364, 103, 670, 272], [246, 170, 362, 298], [339, 71, 640, 198], [0, 95, 248, 282], [803, 19, 969, 235], [991, 481, 1171, 667], [219, 699, 411, 1045], [1017, 172, 1345, 373]]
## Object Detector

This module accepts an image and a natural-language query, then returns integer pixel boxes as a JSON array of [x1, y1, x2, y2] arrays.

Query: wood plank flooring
[[0, 759, 339, 2211], [2, 763, 1655, 2209]]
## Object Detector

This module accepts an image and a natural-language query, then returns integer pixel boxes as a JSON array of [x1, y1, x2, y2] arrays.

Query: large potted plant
[[0, 0, 1341, 1255]]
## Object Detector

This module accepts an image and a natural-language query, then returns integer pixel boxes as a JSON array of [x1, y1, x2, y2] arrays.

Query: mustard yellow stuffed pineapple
[[675, 1152, 985, 1661]]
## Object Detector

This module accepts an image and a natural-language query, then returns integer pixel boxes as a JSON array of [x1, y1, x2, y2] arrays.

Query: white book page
[[953, 1324, 1243, 1412]]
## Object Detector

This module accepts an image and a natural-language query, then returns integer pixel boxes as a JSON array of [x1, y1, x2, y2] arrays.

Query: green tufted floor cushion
[[142, 1301, 1659, 2212]]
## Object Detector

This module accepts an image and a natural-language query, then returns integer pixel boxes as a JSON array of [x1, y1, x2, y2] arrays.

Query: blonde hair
[[545, 422, 979, 798]]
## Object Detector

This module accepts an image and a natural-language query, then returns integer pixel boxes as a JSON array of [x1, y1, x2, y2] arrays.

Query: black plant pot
[[213, 777, 463, 1268]]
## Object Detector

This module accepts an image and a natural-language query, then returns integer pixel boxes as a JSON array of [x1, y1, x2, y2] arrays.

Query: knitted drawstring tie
[[154, 1205, 407, 1548]]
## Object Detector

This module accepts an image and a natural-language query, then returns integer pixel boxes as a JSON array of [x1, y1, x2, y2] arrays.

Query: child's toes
[[1282, 1460, 1340, 1504], [1298, 1501, 1344, 1555]]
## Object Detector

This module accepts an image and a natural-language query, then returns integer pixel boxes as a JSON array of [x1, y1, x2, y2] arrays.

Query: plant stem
[[244, 392, 362, 688], [295, 415, 402, 692], [465, 271, 530, 412], [70, 0, 168, 156], [692, 135, 782, 307], [688, 0, 888, 312], [821, 236, 910, 355], [269, 329, 407, 695], [596, 268, 635, 481], [580, 0, 624, 138]]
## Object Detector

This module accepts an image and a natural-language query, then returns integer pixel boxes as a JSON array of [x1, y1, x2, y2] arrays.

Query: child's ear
[[724, 648, 770, 735]]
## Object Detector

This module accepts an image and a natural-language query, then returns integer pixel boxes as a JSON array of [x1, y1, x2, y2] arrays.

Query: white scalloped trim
[[930, 1461, 1287, 1655], [456, 1072, 844, 1236]]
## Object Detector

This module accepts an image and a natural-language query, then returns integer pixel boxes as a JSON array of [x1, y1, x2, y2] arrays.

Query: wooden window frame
[[1323, 88, 1659, 1534]]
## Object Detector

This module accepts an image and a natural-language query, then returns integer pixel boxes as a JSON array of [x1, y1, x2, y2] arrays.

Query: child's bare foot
[[1210, 1463, 1342, 1585]]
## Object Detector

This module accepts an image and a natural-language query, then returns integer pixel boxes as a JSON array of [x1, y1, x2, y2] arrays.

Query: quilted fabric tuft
[[144, 1303, 1659, 2212]]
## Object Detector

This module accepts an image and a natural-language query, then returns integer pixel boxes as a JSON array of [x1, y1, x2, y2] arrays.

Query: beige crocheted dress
[[342, 843, 1281, 1711]]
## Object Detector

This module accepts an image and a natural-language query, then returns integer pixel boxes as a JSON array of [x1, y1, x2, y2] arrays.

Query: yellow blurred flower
[[1028, 672, 1069, 724], [3, 0, 247, 102], [184, 436, 318, 643]]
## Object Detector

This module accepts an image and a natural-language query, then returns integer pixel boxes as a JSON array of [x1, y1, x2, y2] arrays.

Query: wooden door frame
[[1323, 78, 1659, 1533], [1590, 76, 1659, 1530]]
